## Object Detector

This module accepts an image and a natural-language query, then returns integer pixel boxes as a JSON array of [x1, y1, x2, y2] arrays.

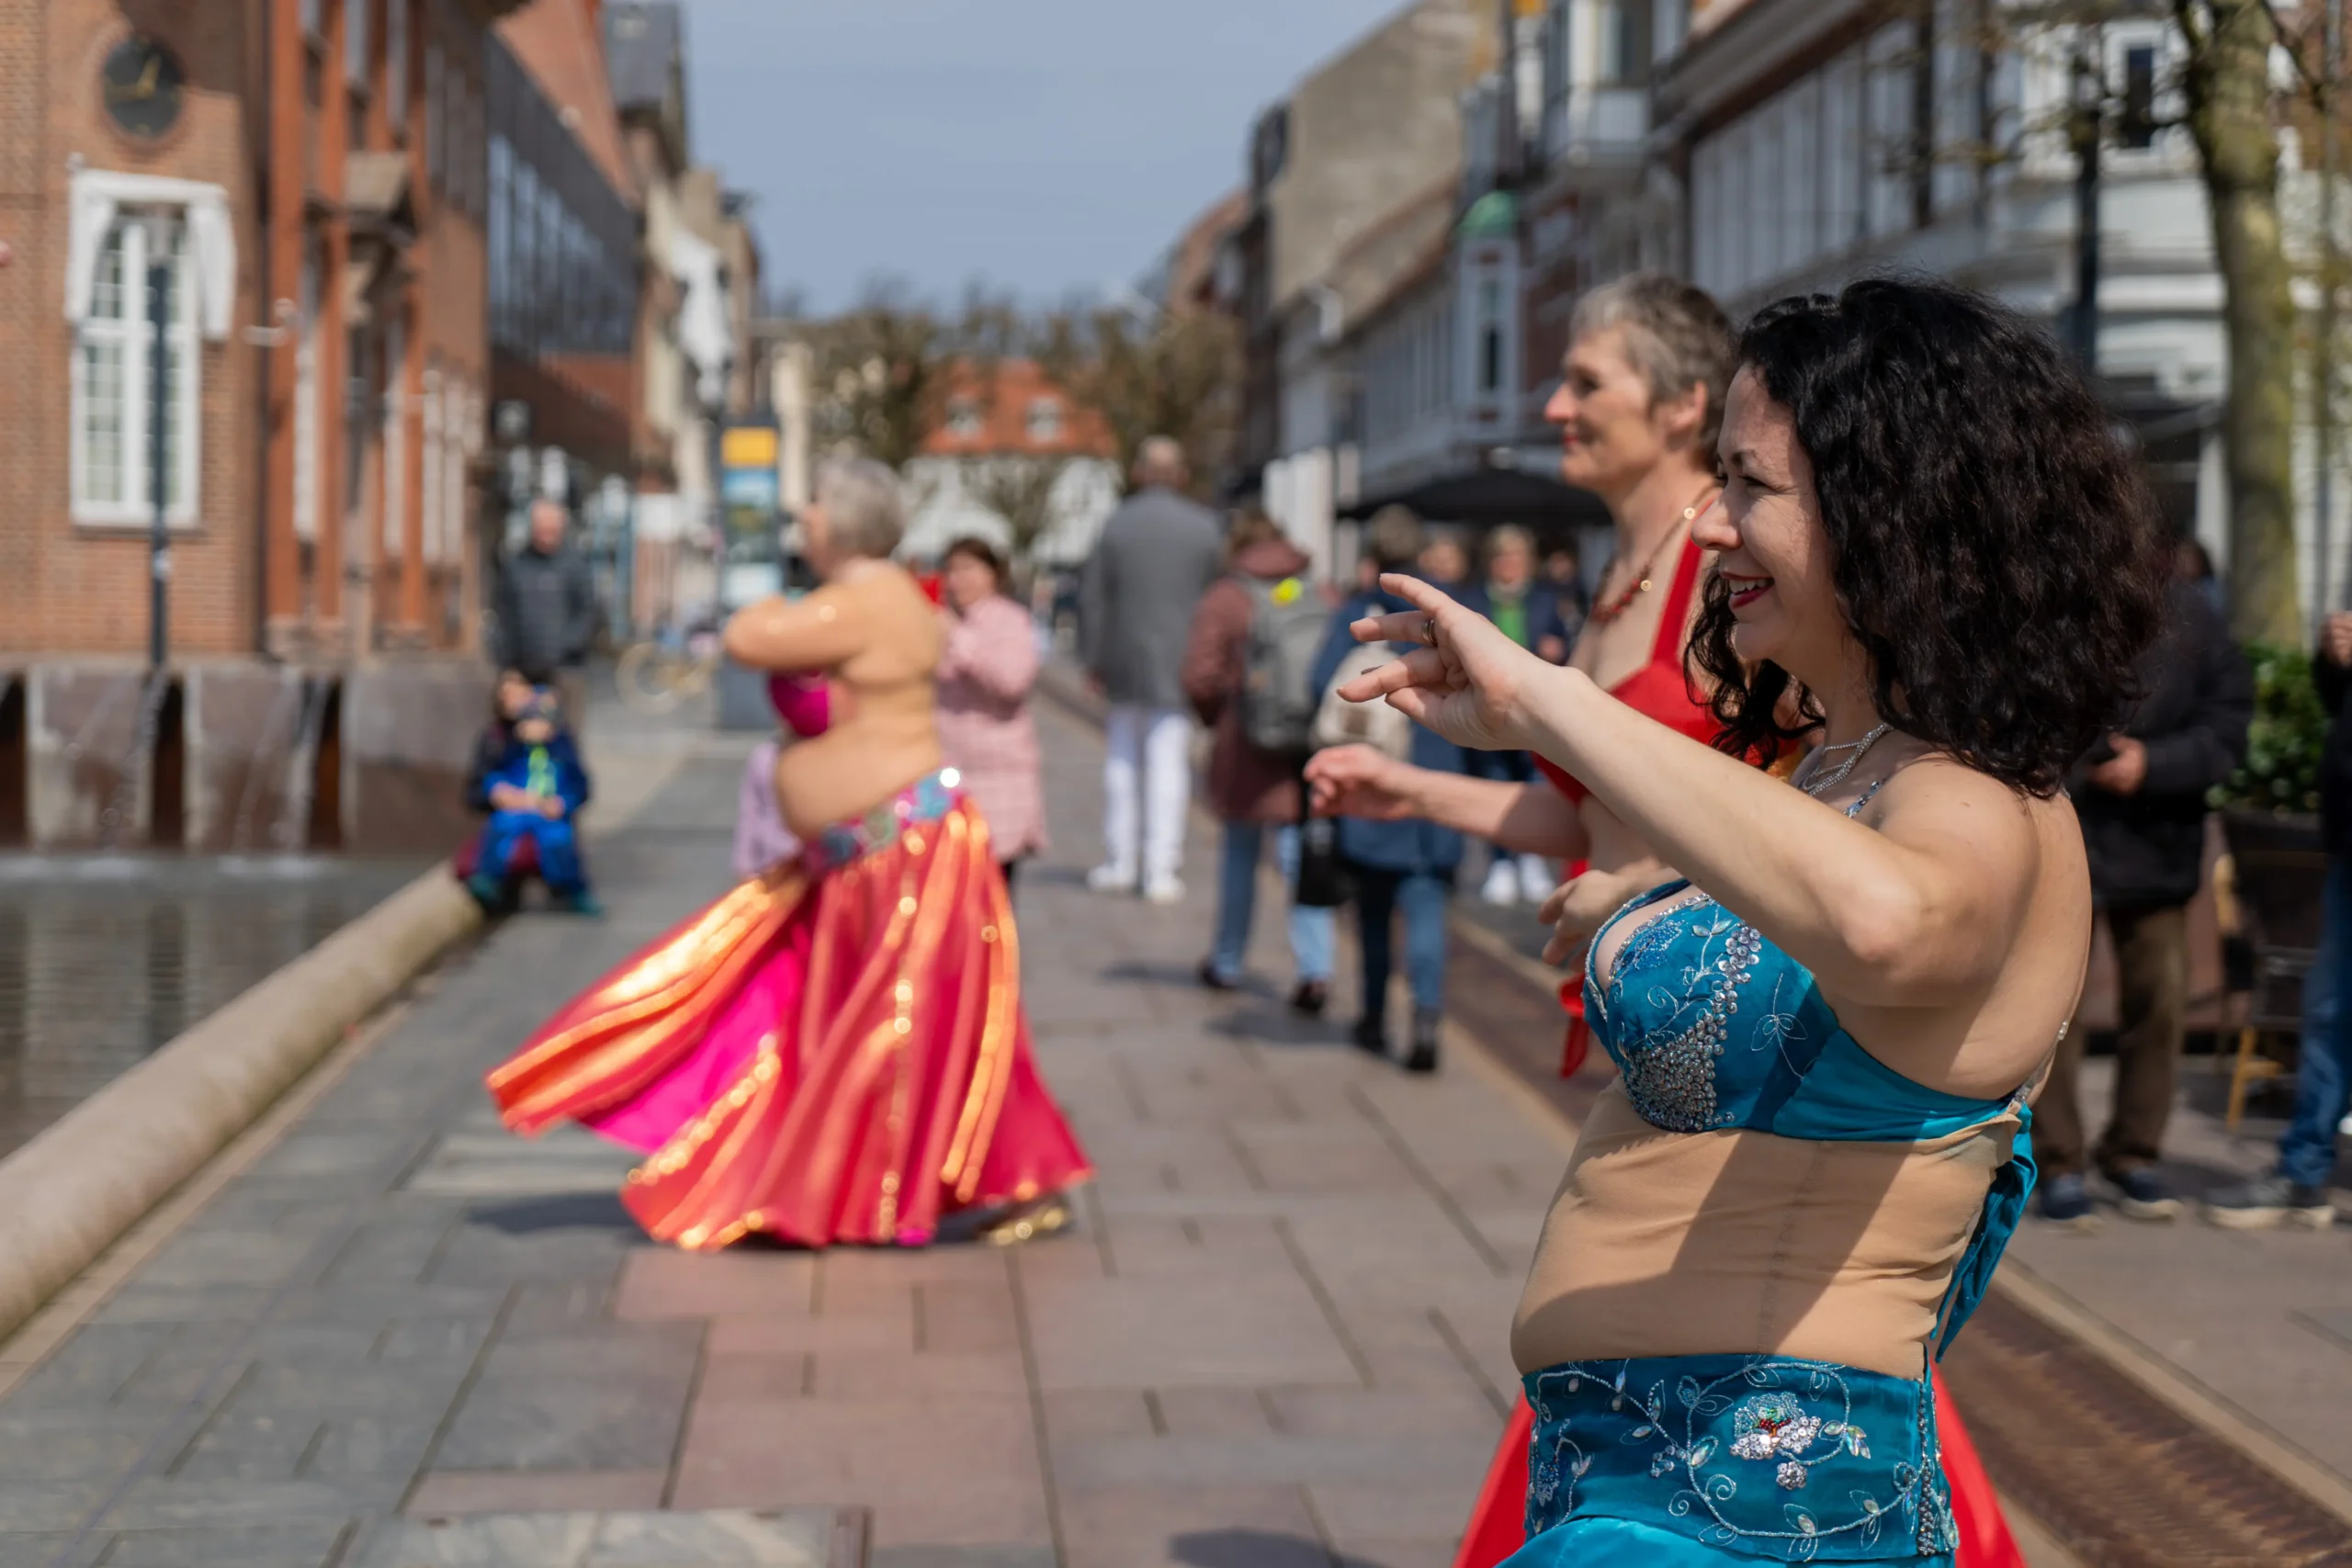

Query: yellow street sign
[[721, 427, 779, 469]]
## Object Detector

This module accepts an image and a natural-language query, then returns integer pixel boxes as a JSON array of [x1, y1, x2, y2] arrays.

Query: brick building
[[0, 0, 655, 852]]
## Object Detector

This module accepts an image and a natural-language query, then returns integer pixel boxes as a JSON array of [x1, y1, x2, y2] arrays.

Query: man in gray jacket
[[1079, 437, 1226, 903], [492, 499, 599, 729]]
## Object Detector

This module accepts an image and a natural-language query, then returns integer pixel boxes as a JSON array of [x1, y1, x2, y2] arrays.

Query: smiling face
[[1699, 367, 1852, 690], [1544, 325, 1702, 503]]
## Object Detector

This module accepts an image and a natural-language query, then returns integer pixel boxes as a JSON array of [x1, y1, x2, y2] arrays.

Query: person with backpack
[[1307, 505, 1469, 1073], [1181, 509, 1338, 1013]]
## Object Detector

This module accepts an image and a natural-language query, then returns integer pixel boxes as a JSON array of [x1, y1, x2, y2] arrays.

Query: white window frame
[[71, 214, 201, 528], [294, 246, 321, 542], [422, 363, 444, 565]]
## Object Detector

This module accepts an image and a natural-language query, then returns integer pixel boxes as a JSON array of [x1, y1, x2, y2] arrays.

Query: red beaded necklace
[[1586, 485, 1718, 627]]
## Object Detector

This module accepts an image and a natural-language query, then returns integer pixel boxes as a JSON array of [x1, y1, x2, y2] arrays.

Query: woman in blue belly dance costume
[[1333, 277, 2165, 1564]]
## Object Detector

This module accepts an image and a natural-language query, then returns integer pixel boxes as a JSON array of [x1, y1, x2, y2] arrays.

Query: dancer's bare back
[[722, 562, 944, 838]]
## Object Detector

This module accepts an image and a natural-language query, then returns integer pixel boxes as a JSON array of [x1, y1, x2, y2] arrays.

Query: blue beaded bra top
[[1581, 783, 2040, 1356]]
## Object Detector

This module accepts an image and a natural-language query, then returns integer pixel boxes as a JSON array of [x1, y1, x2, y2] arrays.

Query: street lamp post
[[142, 214, 173, 671]]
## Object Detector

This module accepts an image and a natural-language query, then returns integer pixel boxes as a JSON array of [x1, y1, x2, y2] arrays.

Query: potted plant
[[2216, 640, 2327, 834]]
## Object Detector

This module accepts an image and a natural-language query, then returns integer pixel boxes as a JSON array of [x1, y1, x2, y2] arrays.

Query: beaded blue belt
[[802, 768, 965, 876], [1524, 1355, 1953, 1562]]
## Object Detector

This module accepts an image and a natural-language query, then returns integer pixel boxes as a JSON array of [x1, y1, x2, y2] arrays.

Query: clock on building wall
[[101, 36, 187, 141]]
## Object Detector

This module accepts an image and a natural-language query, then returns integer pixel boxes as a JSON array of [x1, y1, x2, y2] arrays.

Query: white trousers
[[1102, 704, 1192, 885]]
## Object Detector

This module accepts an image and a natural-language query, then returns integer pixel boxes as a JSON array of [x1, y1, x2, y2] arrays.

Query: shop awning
[[1340, 466, 1611, 529]]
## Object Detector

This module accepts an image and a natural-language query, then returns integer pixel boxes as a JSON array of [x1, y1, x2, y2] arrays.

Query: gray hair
[[1132, 435, 1189, 491], [1568, 273, 1737, 449], [813, 456, 908, 561], [1487, 524, 1535, 564], [1363, 505, 1424, 571]]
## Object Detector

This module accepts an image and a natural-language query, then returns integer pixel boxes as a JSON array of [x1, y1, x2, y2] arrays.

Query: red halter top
[[1534, 534, 1715, 805]]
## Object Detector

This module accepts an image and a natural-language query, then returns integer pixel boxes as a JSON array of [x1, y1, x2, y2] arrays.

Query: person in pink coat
[[934, 536, 1048, 887]]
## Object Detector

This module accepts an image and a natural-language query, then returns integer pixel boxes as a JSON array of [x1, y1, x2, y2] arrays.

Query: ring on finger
[[1423, 616, 1438, 644]]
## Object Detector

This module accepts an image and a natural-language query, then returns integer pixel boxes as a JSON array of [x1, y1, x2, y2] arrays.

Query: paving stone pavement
[[0, 699, 1566, 1568]]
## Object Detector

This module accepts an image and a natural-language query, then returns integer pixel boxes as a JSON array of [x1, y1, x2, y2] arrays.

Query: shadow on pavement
[[466, 1191, 644, 1235], [1172, 1530, 1395, 1568]]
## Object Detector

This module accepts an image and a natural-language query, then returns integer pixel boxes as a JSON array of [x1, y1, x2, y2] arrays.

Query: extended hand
[[2087, 735, 2148, 796], [1336, 574, 1555, 753], [1538, 865, 1656, 968], [1304, 744, 1418, 820]]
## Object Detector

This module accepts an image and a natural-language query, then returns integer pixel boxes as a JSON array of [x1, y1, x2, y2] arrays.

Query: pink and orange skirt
[[487, 770, 1090, 1249]]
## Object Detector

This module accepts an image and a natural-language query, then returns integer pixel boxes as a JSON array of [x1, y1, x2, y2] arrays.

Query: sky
[[676, 0, 1417, 314]]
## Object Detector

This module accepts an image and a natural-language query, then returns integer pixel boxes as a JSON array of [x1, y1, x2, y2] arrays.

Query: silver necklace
[[1799, 723, 1891, 798]]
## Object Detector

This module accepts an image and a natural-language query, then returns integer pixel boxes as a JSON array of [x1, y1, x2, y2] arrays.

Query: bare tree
[[805, 281, 947, 472], [1036, 305, 1240, 494], [2174, 0, 2301, 642]]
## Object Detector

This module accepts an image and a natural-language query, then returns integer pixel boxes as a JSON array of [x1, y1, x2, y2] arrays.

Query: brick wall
[[0, 0, 266, 657]]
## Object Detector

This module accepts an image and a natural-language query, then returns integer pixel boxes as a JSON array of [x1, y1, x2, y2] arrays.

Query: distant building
[[903, 360, 1121, 570]]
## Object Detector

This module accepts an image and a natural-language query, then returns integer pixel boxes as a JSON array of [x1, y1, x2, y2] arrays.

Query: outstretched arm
[[1305, 746, 1587, 857], [1341, 575, 2039, 1009], [723, 586, 866, 672]]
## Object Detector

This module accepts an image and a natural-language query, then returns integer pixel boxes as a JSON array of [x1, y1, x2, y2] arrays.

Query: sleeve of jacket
[[553, 733, 594, 812], [1077, 536, 1111, 679], [562, 551, 598, 664], [1307, 600, 1362, 712], [1181, 579, 1245, 726], [463, 729, 501, 814], [2140, 603, 2255, 799], [946, 601, 1044, 705]]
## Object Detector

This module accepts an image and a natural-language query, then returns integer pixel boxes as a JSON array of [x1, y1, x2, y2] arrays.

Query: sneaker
[[2038, 1172, 2095, 1225], [2108, 1168, 2181, 1222], [1143, 876, 1185, 907], [1197, 959, 1239, 992], [1517, 854, 1556, 901], [563, 889, 605, 918], [462, 872, 506, 912], [1086, 863, 1136, 895], [1404, 1008, 1442, 1074], [1480, 860, 1520, 906], [1351, 1016, 1387, 1057], [2204, 1174, 2336, 1230], [1290, 979, 1329, 1018]]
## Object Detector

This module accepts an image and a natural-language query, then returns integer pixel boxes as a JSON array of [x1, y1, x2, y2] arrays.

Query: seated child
[[461, 671, 598, 915]]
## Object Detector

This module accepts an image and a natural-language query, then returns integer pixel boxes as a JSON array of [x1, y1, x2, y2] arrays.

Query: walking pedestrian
[[1182, 507, 1337, 1013], [2035, 576, 2251, 1223], [934, 536, 1047, 891], [2207, 608, 2352, 1228], [1309, 506, 1467, 1073], [1078, 436, 1226, 904], [1464, 525, 1570, 908], [492, 498, 599, 735]]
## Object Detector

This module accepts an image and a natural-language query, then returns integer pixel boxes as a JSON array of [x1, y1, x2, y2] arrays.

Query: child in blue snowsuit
[[463, 673, 598, 915]]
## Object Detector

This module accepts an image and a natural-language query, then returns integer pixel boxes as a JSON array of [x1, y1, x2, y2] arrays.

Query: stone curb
[[0, 867, 483, 1342]]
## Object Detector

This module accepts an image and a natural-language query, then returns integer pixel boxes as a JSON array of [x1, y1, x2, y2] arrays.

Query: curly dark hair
[[1690, 276, 2166, 796]]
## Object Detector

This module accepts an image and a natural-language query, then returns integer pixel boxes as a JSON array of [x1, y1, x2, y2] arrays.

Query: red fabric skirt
[[486, 796, 1090, 1249], [1451, 1369, 2024, 1568]]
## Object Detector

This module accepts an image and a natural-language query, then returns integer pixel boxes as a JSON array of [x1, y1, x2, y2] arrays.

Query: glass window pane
[[388, 0, 409, 130], [164, 338, 189, 511], [81, 341, 125, 506], [347, 0, 371, 85], [91, 226, 127, 321]]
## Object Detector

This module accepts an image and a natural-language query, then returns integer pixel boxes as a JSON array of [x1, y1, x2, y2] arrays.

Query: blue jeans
[[1209, 822, 1335, 984], [481, 812, 587, 894], [2281, 854, 2352, 1186], [1353, 867, 1450, 1020]]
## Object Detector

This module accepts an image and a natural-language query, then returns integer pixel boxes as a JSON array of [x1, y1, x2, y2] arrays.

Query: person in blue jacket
[[463, 673, 599, 916], [1309, 509, 1468, 1074]]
